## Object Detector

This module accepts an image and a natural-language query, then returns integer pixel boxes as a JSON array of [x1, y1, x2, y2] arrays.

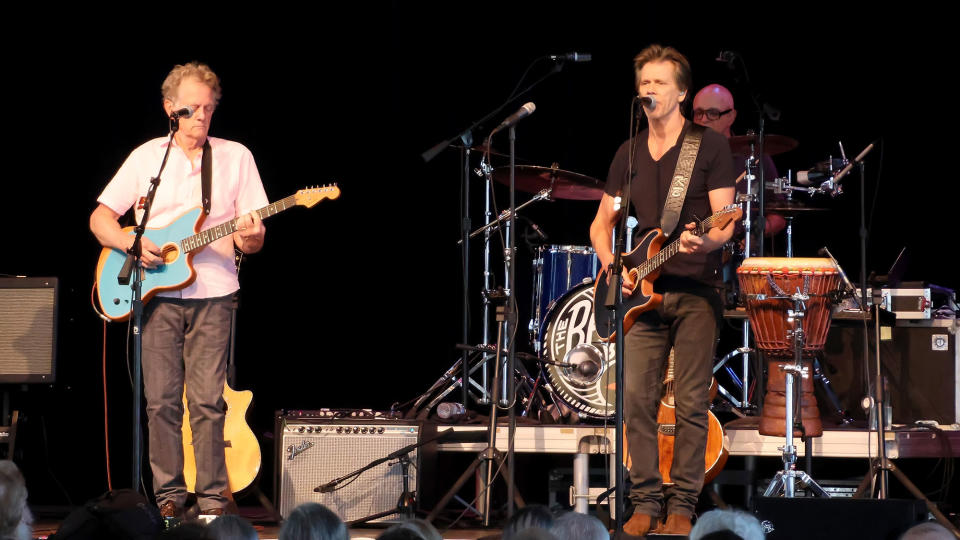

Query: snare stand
[[763, 289, 828, 498]]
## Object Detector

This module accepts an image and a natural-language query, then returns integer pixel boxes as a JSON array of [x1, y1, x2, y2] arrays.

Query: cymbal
[[492, 165, 604, 200], [765, 200, 830, 216], [729, 134, 799, 156]]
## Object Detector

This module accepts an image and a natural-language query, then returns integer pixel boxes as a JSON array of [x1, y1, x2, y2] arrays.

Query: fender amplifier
[[275, 411, 434, 522]]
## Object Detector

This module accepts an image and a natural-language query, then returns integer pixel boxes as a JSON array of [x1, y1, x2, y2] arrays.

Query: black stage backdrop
[[5, 5, 957, 506]]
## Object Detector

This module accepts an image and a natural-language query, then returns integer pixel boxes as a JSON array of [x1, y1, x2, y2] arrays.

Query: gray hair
[[900, 521, 955, 540], [550, 511, 609, 540], [689, 509, 765, 540], [204, 514, 258, 540], [279, 503, 349, 540]]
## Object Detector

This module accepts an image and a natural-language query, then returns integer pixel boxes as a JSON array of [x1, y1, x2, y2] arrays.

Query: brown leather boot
[[623, 512, 657, 536], [656, 514, 692, 535]]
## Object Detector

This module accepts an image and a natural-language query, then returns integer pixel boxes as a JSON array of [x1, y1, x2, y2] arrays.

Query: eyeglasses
[[693, 108, 733, 121]]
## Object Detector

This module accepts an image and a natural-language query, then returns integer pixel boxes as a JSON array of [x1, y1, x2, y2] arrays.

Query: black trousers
[[624, 289, 720, 518]]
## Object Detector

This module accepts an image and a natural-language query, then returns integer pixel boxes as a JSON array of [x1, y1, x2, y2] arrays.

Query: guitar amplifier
[[275, 412, 435, 522], [0, 277, 58, 383]]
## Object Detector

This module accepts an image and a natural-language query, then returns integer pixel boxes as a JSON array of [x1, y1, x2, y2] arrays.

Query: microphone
[[170, 105, 194, 119], [492, 102, 536, 133], [637, 95, 657, 109], [818, 246, 860, 307], [437, 402, 467, 421], [549, 52, 592, 62], [576, 360, 600, 377], [832, 142, 875, 184]]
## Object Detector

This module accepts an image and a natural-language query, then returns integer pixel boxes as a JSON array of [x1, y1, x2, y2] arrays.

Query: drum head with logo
[[540, 283, 617, 418]]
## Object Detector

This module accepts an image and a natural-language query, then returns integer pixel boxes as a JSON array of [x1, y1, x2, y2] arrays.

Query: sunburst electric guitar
[[94, 185, 340, 321], [592, 205, 741, 341]]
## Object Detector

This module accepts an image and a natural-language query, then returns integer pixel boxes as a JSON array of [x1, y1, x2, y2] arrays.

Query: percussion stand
[[763, 291, 829, 498]]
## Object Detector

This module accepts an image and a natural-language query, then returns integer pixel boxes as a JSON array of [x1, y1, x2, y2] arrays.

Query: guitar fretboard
[[179, 194, 298, 253], [636, 212, 728, 280]]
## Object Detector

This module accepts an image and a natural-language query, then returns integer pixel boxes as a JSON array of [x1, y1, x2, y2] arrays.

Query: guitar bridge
[[658, 424, 676, 436]]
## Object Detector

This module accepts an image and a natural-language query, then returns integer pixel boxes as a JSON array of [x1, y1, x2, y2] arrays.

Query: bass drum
[[540, 283, 617, 419]]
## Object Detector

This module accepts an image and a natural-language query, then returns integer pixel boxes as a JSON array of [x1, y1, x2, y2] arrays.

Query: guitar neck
[[635, 212, 728, 281], [180, 195, 298, 253]]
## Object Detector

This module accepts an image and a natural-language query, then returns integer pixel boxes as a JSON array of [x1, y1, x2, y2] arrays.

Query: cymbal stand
[[716, 147, 759, 413], [763, 290, 829, 498]]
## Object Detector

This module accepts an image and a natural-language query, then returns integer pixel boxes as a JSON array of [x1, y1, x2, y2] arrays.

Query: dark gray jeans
[[142, 293, 235, 511], [624, 289, 720, 518]]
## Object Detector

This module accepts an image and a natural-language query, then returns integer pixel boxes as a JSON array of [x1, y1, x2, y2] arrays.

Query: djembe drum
[[737, 257, 840, 437]]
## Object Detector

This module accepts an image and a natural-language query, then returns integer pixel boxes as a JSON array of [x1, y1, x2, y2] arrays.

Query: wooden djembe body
[[737, 258, 840, 437]]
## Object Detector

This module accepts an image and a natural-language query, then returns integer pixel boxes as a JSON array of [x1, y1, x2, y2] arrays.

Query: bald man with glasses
[[692, 84, 785, 251]]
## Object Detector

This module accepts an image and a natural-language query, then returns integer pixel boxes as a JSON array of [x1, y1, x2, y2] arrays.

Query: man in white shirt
[[90, 62, 268, 520]]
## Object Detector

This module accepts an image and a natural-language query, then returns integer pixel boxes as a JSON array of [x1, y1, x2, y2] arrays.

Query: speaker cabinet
[[275, 413, 434, 522], [822, 320, 960, 425], [753, 497, 926, 539], [0, 277, 57, 383]]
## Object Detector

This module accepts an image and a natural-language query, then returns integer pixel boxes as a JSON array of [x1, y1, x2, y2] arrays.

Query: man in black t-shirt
[[590, 45, 736, 536]]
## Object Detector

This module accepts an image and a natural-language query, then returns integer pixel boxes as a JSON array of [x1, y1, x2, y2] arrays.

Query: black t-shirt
[[604, 121, 736, 287]]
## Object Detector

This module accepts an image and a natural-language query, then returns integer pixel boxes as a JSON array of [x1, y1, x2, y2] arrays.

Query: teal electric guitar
[[95, 185, 339, 321]]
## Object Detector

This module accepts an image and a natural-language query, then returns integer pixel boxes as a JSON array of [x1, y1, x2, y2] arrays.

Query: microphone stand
[[845, 147, 958, 535], [421, 57, 570, 418], [117, 115, 180, 490], [603, 97, 644, 530]]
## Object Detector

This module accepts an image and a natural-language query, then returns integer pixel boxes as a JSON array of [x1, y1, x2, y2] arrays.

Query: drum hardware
[[712, 346, 754, 410], [761, 287, 830, 498], [460, 187, 553, 245], [739, 258, 845, 498]]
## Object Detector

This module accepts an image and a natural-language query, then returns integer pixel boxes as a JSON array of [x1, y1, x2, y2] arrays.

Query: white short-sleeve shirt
[[98, 136, 269, 299]]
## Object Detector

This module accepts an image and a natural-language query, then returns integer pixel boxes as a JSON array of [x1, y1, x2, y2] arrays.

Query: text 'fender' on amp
[[275, 411, 434, 522]]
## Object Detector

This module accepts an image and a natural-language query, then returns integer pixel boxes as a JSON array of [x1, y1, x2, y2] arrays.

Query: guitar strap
[[201, 138, 212, 215], [660, 123, 706, 237]]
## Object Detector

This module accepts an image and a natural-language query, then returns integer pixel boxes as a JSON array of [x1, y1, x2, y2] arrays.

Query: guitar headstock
[[705, 204, 743, 231], [295, 184, 341, 208]]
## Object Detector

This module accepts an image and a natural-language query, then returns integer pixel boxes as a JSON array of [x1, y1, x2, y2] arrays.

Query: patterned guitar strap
[[660, 124, 706, 237]]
